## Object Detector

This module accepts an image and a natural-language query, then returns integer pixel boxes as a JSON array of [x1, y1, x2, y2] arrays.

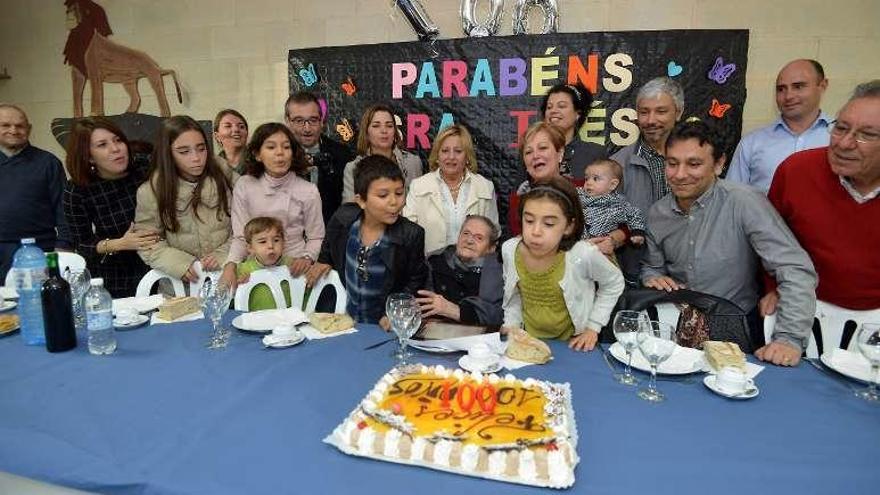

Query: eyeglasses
[[828, 120, 880, 144], [289, 117, 321, 128]]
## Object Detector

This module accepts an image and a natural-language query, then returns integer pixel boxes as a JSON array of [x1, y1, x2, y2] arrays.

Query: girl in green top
[[236, 216, 292, 310]]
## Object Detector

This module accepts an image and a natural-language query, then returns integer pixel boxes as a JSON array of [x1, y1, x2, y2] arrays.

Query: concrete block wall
[[1, 0, 877, 159]]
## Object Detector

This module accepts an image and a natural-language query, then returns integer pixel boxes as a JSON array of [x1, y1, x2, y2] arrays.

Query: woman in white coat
[[403, 124, 498, 255]]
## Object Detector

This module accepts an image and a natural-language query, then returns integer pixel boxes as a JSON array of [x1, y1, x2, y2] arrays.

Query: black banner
[[289, 29, 749, 199]]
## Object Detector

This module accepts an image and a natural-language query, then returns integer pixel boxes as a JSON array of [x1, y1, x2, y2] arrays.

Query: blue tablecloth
[[1, 314, 879, 495]]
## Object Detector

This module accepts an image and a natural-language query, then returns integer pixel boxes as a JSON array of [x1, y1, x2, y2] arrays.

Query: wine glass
[[613, 310, 646, 386], [204, 283, 234, 349], [636, 320, 677, 403], [854, 322, 880, 402], [386, 293, 421, 366], [63, 268, 91, 331]]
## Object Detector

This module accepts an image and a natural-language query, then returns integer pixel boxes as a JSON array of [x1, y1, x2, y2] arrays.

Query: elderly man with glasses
[[762, 80, 880, 319]]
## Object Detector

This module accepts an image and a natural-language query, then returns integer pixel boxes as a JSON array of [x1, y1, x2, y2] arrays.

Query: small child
[[577, 159, 647, 245], [306, 155, 428, 329], [501, 176, 625, 352], [237, 216, 293, 310]]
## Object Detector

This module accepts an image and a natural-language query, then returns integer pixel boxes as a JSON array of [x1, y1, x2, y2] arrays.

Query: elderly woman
[[63, 117, 159, 297], [341, 103, 422, 203], [403, 124, 498, 255], [213, 109, 249, 175], [540, 82, 606, 179], [507, 122, 624, 254], [416, 215, 503, 326]]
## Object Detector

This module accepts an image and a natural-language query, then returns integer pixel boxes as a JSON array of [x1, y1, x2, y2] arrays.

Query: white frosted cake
[[324, 364, 579, 488]]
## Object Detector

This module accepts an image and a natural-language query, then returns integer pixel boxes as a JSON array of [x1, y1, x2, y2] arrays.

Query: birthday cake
[[324, 364, 578, 488]]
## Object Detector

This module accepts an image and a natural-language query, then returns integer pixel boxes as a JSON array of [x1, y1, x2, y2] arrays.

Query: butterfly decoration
[[336, 118, 354, 142], [299, 63, 318, 87], [707, 57, 736, 84], [708, 98, 732, 118], [341, 76, 357, 96]]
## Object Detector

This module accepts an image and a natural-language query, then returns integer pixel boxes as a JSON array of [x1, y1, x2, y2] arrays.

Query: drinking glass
[[386, 293, 421, 366], [203, 283, 234, 349], [63, 268, 91, 331], [854, 322, 880, 402], [612, 310, 645, 386], [636, 320, 677, 403]]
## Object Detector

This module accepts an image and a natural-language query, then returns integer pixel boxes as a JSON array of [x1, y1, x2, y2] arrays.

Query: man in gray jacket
[[611, 77, 685, 285]]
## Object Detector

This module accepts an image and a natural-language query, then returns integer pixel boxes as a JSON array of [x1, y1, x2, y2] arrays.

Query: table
[[1, 314, 879, 494]]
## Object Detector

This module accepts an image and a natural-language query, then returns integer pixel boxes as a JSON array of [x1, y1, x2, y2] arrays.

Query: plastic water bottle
[[12, 238, 47, 346], [84, 278, 116, 355]]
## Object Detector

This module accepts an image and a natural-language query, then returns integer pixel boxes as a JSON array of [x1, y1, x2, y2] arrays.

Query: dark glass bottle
[[41, 252, 77, 352]]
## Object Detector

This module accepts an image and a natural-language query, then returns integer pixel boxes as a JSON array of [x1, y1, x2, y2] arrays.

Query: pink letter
[[407, 113, 431, 150], [508, 110, 538, 148], [392, 63, 418, 99], [442, 60, 469, 98]]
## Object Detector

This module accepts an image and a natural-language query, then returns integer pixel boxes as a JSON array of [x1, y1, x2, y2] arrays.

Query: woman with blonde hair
[[403, 124, 498, 255], [341, 103, 422, 202]]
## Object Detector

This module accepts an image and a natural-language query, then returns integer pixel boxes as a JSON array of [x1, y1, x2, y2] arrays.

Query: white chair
[[4, 252, 88, 287], [763, 300, 880, 358], [135, 269, 186, 297], [305, 269, 348, 314], [188, 261, 216, 296], [234, 267, 306, 311]]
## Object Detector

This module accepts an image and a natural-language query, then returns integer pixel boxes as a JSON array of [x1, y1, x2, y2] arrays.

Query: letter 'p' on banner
[[289, 30, 748, 201]]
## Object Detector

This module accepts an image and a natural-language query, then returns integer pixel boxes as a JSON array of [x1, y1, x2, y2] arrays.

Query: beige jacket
[[403, 170, 499, 255], [135, 176, 232, 279]]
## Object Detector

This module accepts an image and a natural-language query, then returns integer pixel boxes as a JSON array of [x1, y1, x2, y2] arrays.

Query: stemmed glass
[[636, 320, 677, 403], [613, 310, 646, 386], [386, 293, 421, 366], [63, 268, 91, 331], [203, 281, 234, 349], [854, 322, 880, 402]]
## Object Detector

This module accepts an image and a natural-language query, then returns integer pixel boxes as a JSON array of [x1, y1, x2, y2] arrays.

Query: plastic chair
[[233, 267, 306, 311], [188, 261, 215, 296], [4, 252, 88, 287], [305, 269, 348, 314], [765, 300, 880, 358], [135, 269, 186, 297]]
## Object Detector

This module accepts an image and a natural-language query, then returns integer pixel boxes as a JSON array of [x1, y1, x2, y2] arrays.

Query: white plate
[[609, 341, 705, 375], [0, 300, 17, 312], [262, 332, 305, 348], [821, 349, 874, 383], [232, 314, 272, 333], [114, 314, 150, 330], [703, 375, 759, 399], [458, 355, 502, 374]]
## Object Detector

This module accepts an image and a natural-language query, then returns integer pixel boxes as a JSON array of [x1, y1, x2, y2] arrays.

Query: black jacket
[[308, 136, 355, 224], [318, 203, 429, 297], [427, 246, 503, 326]]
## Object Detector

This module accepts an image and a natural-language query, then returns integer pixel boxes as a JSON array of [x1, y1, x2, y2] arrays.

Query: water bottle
[[12, 238, 47, 346], [84, 278, 116, 355]]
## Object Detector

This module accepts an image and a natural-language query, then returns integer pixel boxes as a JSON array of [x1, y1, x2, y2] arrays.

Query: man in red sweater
[[764, 80, 880, 314]]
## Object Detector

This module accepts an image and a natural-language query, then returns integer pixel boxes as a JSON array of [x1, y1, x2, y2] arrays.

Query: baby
[[577, 159, 646, 245], [237, 216, 292, 310]]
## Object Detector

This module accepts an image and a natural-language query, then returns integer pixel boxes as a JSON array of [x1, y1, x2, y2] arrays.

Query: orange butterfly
[[341, 77, 357, 96], [336, 118, 354, 142], [709, 98, 732, 118]]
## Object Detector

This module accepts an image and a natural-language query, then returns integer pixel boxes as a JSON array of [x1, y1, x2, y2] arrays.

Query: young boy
[[306, 155, 428, 330], [578, 159, 647, 245], [237, 216, 293, 310]]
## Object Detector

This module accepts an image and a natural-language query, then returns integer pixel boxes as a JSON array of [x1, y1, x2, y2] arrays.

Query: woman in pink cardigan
[[220, 123, 324, 287]]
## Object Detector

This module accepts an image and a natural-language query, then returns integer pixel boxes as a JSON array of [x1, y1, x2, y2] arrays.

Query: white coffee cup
[[272, 323, 297, 338], [468, 343, 499, 369], [715, 366, 753, 395], [116, 308, 138, 324]]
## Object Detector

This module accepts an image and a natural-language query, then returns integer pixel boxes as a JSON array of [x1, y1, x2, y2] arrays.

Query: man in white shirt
[[726, 59, 831, 192]]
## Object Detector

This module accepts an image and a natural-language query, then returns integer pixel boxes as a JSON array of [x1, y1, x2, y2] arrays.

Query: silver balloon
[[512, 0, 558, 35], [395, 0, 440, 42], [461, 0, 504, 37]]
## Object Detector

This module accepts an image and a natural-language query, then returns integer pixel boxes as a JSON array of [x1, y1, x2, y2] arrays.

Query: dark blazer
[[427, 245, 503, 326], [313, 135, 355, 224], [318, 203, 429, 296]]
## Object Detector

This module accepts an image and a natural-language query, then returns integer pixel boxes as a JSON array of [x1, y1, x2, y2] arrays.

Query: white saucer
[[703, 375, 759, 400], [262, 331, 305, 348], [113, 314, 149, 330], [458, 355, 502, 374], [0, 300, 16, 312]]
